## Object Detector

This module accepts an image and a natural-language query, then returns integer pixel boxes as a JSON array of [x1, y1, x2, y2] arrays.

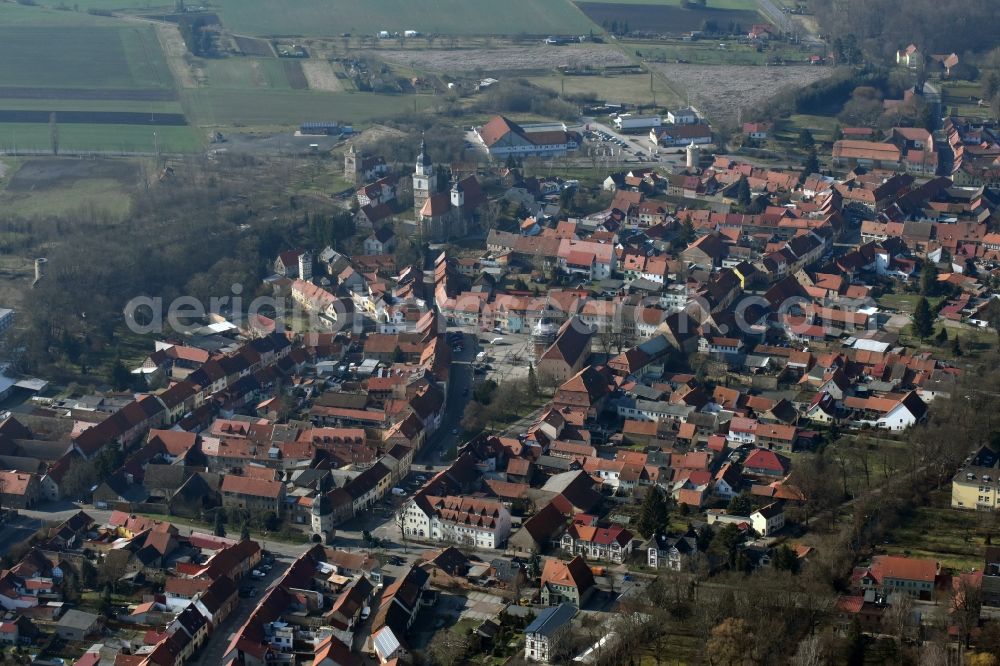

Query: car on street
[[251, 569, 266, 579], [361, 606, 371, 620]]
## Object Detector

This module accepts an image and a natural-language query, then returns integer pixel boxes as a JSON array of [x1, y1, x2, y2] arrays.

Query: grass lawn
[[207, 0, 598, 37], [941, 79, 988, 117], [820, 435, 913, 498], [182, 89, 438, 127], [528, 71, 681, 108], [876, 292, 945, 314], [1, 177, 132, 219], [636, 629, 704, 665], [202, 58, 297, 90], [0, 24, 171, 89], [779, 113, 841, 143], [0, 122, 203, 153], [138, 511, 312, 544], [883, 488, 991, 571]]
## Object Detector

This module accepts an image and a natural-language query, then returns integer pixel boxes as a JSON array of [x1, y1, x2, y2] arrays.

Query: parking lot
[[473, 331, 536, 384], [584, 118, 692, 169]]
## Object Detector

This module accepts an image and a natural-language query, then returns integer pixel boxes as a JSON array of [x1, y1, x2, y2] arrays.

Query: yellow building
[[951, 466, 1000, 510]]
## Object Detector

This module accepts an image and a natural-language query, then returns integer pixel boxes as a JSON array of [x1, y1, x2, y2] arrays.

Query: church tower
[[344, 143, 359, 183], [412, 137, 437, 214]]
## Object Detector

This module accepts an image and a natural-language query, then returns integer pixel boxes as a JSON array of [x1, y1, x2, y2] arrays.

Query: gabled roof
[[220, 474, 284, 499], [541, 555, 595, 593], [743, 448, 788, 473], [867, 555, 938, 583], [525, 602, 577, 637]]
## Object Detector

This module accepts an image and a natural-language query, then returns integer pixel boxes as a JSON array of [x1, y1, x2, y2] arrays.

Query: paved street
[[190, 556, 291, 666], [18, 505, 312, 559], [414, 329, 475, 464]]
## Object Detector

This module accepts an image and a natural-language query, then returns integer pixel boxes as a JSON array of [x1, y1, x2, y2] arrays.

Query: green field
[[201, 58, 297, 90], [579, 0, 756, 7], [0, 2, 134, 26], [528, 71, 682, 107], [1, 177, 133, 218], [207, 0, 598, 36], [0, 25, 171, 89], [0, 98, 183, 114], [0, 123, 202, 153], [182, 89, 437, 127], [774, 113, 841, 144], [884, 488, 990, 571]]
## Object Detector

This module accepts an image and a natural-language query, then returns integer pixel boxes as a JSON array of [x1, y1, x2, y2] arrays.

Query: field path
[[301, 60, 343, 91], [150, 21, 197, 89]]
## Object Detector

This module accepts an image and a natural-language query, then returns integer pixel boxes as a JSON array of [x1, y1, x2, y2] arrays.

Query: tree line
[[813, 0, 997, 63]]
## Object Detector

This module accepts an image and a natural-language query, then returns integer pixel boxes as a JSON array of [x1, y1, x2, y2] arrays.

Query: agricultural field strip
[[575, 1, 762, 34], [0, 110, 187, 126], [362, 44, 632, 73]]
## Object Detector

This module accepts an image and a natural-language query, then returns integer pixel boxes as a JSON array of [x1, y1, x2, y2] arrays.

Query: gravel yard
[[364, 44, 632, 73], [648, 63, 834, 123]]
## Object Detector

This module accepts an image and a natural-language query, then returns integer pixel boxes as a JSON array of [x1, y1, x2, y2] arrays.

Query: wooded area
[[814, 0, 997, 61]]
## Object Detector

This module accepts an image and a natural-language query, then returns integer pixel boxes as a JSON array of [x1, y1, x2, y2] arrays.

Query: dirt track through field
[[153, 21, 197, 88], [301, 60, 343, 91], [649, 62, 833, 123]]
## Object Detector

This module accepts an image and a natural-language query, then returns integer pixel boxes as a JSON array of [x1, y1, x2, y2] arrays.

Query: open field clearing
[[0, 25, 171, 89], [199, 0, 598, 36], [233, 35, 275, 57], [0, 87, 176, 101], [0, 157, 137, 219], [884, 488, 989, 571], [576, 1, 760, 34], [182, 89, 437, 127], [648, 62, 833, 122], [0, 99, 182, 114], [300, 60, 344, 92], [367, 44, 632, 73], [0, 110, 186, 125], [282, 61, 310, 90], [0, 123, 202, 153], [528, 72, 681, 107]]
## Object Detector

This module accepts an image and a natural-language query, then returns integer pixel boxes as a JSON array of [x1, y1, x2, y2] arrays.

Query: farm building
[[475, 116, 579, 157]]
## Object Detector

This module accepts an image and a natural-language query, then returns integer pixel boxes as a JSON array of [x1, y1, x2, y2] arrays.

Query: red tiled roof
[[221, 474, 284, 499]]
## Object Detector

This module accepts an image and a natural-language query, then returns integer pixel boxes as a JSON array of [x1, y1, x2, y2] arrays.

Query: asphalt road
[[17, 505, 312, 559], [190, 556, 292, 666], [414, 329, 475, 465]]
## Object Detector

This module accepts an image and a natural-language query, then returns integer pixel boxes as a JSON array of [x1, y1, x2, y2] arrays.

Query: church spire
[[417, 134, 432, 168]]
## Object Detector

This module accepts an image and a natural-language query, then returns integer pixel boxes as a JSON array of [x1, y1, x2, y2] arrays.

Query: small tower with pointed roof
[[413, 136, 438, 215]]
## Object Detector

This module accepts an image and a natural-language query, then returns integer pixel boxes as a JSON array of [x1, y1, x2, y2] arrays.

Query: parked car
[[251, 569, 266, 579]]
